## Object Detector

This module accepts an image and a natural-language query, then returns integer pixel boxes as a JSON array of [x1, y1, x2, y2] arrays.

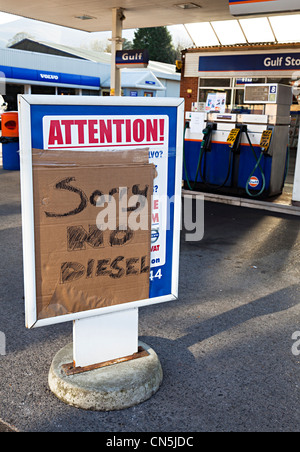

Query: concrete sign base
[[48, 341, 163, 411]]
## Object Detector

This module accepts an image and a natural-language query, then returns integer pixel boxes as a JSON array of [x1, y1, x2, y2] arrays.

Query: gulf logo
[[249, 176, 260, 188]]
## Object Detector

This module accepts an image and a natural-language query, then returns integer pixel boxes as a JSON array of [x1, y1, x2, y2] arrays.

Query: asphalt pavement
[[0, 168, 299, 432]]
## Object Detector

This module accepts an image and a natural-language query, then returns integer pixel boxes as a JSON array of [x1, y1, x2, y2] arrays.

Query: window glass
[[200, 78, 231, 87], [3, 84, 24, 111], [212, 20, 247, 46], [234, 78, 265, 86], [239, 17, 275, 43], [269, 15, 300, 43], [199, 89, 232, 108], [184, 22, 219, 47], [31, 85, 56, 95], [82, 89, 101, 96], [58, 88, 76, 95], [267, 77, 291, 86]]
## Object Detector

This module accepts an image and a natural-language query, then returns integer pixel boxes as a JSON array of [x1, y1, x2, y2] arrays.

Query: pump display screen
[[244, 85, 270, 103], [244, 84, 292, 106]]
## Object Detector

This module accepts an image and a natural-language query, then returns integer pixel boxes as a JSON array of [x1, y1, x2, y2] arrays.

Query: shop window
[[199, 89, 232, 108], [200, 78, 231, 87], [58, 88, 76, 96], [82, 89, 101, 96], [31, 85, 56, 95], [267, 77, 291, 86], [3, 84, 24, 111], [232, 89, 264, 113], [234, 78, 265, 87], [234, 89, 246, 106]]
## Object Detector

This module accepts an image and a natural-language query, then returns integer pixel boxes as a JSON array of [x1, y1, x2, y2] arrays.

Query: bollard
[[1, 111, 20, 171]]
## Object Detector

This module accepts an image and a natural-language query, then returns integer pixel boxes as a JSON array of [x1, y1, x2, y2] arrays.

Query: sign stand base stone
[[48, 340, 163, 411]]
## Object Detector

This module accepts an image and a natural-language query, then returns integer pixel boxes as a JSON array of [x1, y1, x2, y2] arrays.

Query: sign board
[[18, 96, 184, 328], [116, 49, 149, 68], [205, 93, 226, 113], [229, 0, 300, 15], [0, 65, 100, 89], [199, 52, 300, 77]]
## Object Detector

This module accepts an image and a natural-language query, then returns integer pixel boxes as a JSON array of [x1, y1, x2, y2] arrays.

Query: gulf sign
[[43, 115, 168, 150], [249, 176, 260, 188], [116, 49, 149, 68], [229, 0, 300, 16], [199, 52, 300, 76]]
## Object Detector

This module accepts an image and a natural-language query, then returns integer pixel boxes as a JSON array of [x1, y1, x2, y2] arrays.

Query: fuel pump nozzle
[[260, 128, 273, 155], [227, 124, 247, 154], [201, 122, 217, 152]]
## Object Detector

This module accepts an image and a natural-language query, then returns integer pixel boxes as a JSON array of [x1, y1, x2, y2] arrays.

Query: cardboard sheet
[[32, 149, 155, 320]]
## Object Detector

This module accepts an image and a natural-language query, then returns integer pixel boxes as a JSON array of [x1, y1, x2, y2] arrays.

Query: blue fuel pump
[[183, 84, 291, 199]]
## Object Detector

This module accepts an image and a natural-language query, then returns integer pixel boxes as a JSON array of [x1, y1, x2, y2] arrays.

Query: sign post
[[110, 8, 125, 96], [18, 96, 184, 372], [73, 309, 139, 368]]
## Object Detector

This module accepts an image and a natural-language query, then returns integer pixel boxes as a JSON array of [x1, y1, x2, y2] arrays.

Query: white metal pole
[[110, 8, 125, 97], [73, 308, 139, 368], [292, 136, 300, 204]]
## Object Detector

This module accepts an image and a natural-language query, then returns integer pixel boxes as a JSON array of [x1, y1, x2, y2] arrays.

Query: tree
[[132, 27, 176, 64], [122, 38, 133, 50]]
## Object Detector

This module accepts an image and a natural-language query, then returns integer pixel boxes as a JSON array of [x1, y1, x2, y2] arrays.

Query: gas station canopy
[[0, 0, 234, 32]]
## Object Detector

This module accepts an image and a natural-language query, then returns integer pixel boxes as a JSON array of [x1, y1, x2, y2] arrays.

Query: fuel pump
[[236, 84, 291, 198], [199, 123, 246, 190], [183, 83, 292, 198], [183, 112, 242, 192], [183, 121, 217, 190]]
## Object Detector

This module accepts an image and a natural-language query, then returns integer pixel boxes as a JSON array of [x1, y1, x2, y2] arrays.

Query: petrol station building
[[180, 42, 300, 137]]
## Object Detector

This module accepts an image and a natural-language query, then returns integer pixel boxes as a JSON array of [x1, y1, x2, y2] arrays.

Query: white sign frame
[[18, 95, 184, 329]]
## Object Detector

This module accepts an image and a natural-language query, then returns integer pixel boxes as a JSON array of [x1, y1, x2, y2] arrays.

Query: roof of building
[[182, 42, 300, 54], [10, 39, 181, 80], [101, 69, 166, 90]]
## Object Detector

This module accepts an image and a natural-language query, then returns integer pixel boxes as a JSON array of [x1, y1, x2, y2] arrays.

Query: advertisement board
[[18, 96, 184, 328]]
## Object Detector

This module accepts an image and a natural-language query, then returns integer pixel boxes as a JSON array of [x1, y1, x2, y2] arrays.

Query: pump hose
[[245, 130, 266, 198], [183, 122, 204, 191], [199, 143, 233, 190]]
